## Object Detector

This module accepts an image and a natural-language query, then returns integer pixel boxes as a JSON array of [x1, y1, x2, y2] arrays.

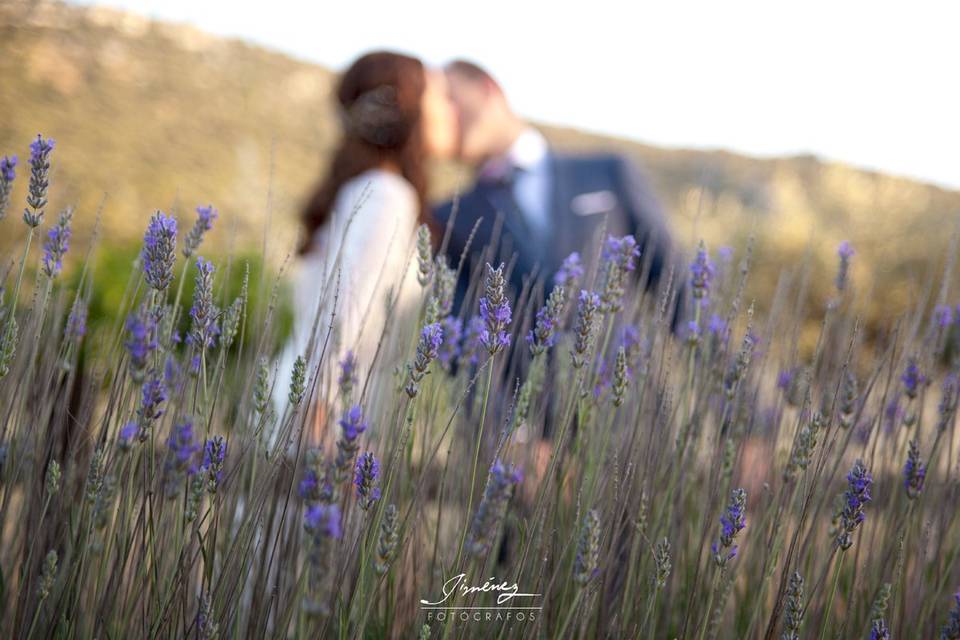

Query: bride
[[274, 51, 457, 423]]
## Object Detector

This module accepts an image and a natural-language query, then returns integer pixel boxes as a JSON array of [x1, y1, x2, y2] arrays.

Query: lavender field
[[1, 134, 960, 640]]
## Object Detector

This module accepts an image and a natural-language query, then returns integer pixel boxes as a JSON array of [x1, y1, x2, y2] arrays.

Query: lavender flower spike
[[188, 257, 219, 351], [199, 436, 226, 494], [479, 262, 512, 355], [942, 591, 960, 639], [141, 211, 178, 292], [836, 459, 871, 550], [136, 375, 166, 439], [527, 286, 566, 356], [437, 315, 463, 369], [23, 135, 55, 227], [0, 154, 16, 220], [782, 571, 804, 640], [600, 234, 640, 312], [64, 299, 88, 341], [163, 419, 200, 497], [405, 322, 443, 398], [42, 206, 73, 278], [554, 252, 584, 289], [870, 618, 890, 640], [690, 240, 713, 301], [571, 290, 601, 369], [354, 451, 381, 510], [466, 459, 522, 557], [124, 305, 159, 381], [183, 204, 218, 257], [903, 438, 926, 499], [304, 503, 343, 540], [836, 240, 855, 292], [338, 350, 358, 397], [334, 405, 368, 482], [711, 488, 746, 566], [574, 509, 601, 586]]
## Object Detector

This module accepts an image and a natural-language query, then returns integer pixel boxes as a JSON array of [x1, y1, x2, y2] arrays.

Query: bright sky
[[70, 0, 959, 189]]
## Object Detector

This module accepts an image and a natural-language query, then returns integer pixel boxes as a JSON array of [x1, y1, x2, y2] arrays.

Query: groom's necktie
[[479, 160, 541, 246]]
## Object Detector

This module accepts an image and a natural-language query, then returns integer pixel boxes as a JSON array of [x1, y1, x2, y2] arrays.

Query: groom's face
[[445, 70, 494, 165]]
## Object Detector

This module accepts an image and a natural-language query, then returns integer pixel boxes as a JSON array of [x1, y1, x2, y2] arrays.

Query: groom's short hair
[[445, 59, 501, 92]]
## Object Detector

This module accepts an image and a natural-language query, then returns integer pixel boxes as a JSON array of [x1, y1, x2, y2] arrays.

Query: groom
[[435, 59, 679, 315]]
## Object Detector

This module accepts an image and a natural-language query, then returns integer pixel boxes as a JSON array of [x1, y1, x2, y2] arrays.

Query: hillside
[[1, 0, 958, 337]]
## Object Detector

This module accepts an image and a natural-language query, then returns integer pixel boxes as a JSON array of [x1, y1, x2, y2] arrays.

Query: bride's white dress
[[273, 168, 421, 416]]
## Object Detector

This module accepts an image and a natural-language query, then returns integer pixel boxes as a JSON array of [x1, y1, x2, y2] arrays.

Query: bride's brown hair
[[299, 51, 431, 254]]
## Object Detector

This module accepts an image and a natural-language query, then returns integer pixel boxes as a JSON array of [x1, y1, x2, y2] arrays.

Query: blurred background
[[0, 0, 957, 348]]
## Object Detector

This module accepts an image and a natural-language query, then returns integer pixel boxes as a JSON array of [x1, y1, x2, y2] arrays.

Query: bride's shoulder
[[335, 169, 417, 218]]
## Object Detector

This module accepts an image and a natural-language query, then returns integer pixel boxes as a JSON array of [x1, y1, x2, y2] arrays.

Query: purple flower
[[42, 225, 70, 276], [479, 263, 512, 355], [600, 235, 640, 312], [621, 324, 641, 350], [141, 211, 178, 291], [64, 300, 87, 340], [712, 488, 746, 565], [183, 204, 218, 257], [304, 503, 342, 539], [137, 376, 166, 436], [903, 439, 926, 499], [602, 235, 641, 272], [0, 155, 17, 220], [837, 459, 871, 550], [684, 319, 701, 346], [554, 252, 584, 288], [164, 419, 200, 496], [117, 421, 139, 451], [338, 405, 367, 441], [935, 304, 955, 328], [466, 459, 522, 557], [23, 135, 55, 227], [188, 257, 219, 350], [527, 286, 566, 356], [42, 218, 71, 278], [836, 241, 854, 292], [354, 452, 381, 510], [942, 591, 960, 639], [571, 290, 601, 369], [869, 619, 889, 640], [777, 369, 796, 391], [338, 350, 359, 396], [405, 322, 444, 398], [707, 313, 726, 337], [167, 420, 200, 469], [437, 315, 463, 368], [124, 307, 158, 378], [460, 316, 486, 367], [299, 469, 320, 500], [901, 357, 926, 400], [199, 436, 227, 492], [690, 241, 714, 301], [0, 155, 15, 182]]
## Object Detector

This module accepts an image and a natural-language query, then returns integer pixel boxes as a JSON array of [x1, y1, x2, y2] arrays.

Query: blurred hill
[[1, 1, 958, 339]]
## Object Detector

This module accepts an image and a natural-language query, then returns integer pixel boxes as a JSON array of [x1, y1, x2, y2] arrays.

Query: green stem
[[819, 552, 845, 640]]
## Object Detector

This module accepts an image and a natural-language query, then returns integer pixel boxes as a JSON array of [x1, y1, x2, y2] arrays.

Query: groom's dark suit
[[435, 141, 679, 317]]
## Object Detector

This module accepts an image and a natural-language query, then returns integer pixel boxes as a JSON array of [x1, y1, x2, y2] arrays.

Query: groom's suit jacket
[[435, 149, 679, 319]]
